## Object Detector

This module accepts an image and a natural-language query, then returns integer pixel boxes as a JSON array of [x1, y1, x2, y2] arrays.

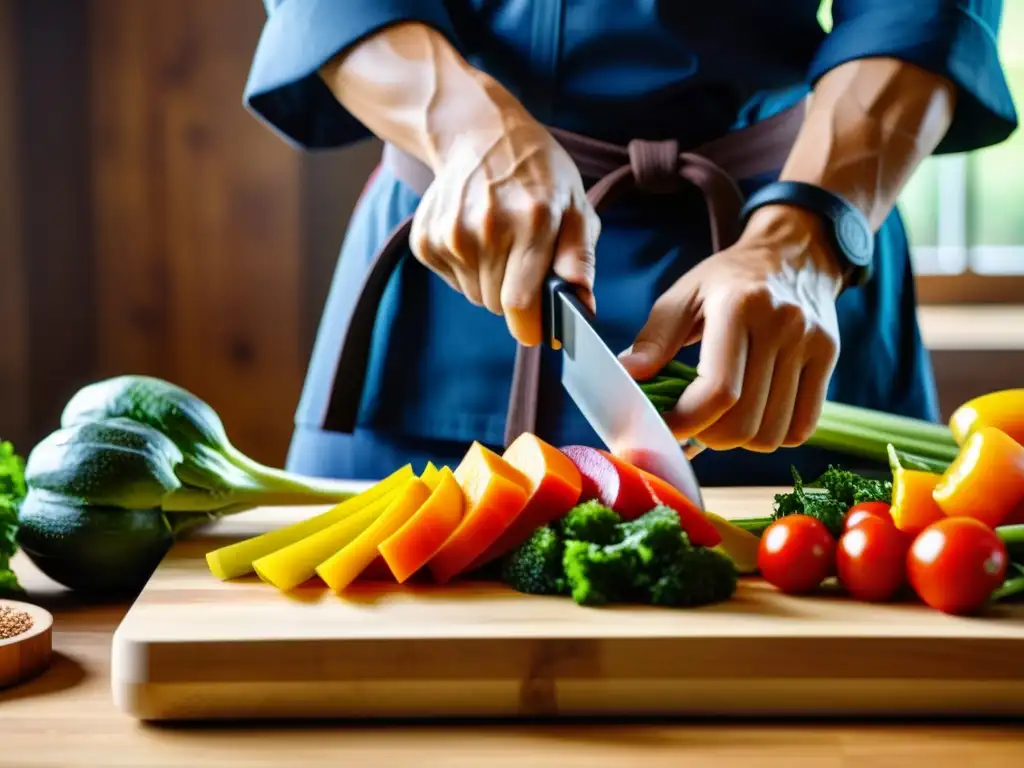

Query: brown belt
[[314, 102, 806, 447]]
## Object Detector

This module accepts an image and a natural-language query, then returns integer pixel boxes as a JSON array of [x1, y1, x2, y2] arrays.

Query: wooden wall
[[1, 0, 379, 465]]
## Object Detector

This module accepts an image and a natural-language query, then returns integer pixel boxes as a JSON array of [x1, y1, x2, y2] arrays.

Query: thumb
[[552, 204, 600, 313], [619, 286, 701, 381]]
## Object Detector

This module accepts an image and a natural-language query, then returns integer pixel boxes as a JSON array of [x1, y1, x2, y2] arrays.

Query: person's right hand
[[410, 99, 601, 347]]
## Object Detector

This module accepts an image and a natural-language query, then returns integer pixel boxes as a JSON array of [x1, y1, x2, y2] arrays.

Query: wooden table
[[4, 510, 1024, 768]]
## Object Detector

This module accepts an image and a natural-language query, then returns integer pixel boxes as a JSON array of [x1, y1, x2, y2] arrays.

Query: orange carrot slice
[[316, 476, 431, 592], [379, 467, 465, 583], [427, 442, 531, 583], [469, 434, 582, 569]]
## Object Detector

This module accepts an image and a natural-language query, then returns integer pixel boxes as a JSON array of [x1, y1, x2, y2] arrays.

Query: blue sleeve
[[808, 0, 1018, 154], [243, 0, 460, 150]]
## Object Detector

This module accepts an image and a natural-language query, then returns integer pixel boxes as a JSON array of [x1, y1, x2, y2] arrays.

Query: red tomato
[[907, 517, 1008, 615], [845, 501, 892, 528], [758, 515, 836, 595], [836, 516, 910, 602]]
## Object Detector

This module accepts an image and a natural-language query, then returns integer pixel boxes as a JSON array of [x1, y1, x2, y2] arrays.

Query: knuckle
[[785, 419, 816, 446], [805, 325, 839, 360], [707, 380, 742, 411], [528, 201, 557, 231], [501, 288, 534, 315]]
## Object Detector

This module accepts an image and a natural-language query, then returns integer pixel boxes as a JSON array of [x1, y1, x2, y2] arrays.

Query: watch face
[[837, 209, 873, 265]]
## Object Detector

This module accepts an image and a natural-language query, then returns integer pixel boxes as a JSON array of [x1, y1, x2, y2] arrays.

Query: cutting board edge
[[110, 675, 1024, 722]]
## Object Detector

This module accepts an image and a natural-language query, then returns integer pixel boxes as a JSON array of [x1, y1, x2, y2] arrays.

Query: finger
[[551, 204, 598, 312], [501, 205, 559, 346], [418, 241, 460, 292], [444, 225, 484, 307], [746, 341, 804, 453], [784, 338, 837, 447], [695, 333, 776, 451], [618, 282, 701, 381], [664, 302, 748, 440]]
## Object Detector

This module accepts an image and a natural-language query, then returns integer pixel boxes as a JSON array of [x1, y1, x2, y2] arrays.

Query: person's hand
[[410, 100, 600, 347], [619, 205, 845, 452]]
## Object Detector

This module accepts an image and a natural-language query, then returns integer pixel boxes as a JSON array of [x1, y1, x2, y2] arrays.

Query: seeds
[[0, 604, 34, 640]]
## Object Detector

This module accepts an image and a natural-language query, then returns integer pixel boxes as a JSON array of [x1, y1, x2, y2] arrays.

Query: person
[[243, 1, 1016, 485]]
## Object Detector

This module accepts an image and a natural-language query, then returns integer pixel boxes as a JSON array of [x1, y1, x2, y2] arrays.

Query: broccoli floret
[[500, 526, 568, 596], [816, 465, 892, 507], [772, 468, 848, 538], [649, 546, 737, 607], [559, 500, 622, 544], [561, 506, 736, 608], [562, 539, 641, 606]]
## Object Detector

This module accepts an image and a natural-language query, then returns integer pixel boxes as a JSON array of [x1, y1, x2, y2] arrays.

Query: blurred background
[[1, 0, 1022, 468]]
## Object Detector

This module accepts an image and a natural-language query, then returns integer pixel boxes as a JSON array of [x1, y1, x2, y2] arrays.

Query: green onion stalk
[[640, 360, 959, 474]]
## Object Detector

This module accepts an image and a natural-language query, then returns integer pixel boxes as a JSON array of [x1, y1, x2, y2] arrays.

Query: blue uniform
[[245, 0, 1016, 484]]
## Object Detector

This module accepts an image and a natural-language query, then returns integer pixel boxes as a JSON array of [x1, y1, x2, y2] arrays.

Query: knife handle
[[541, 273, 593, 349]]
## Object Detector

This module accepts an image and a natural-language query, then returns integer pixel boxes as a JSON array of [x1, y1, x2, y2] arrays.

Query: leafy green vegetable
[[772, 468, 849, 538], [18, 375, 361, 595], [814, 465, 892, 507], [0, 440, 26, 596], [502, 502, 737, 609]]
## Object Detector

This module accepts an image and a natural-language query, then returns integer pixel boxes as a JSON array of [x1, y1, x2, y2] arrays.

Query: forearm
[[781, 58, 957, 230], [740, 58, 956, 288], [317, 22, 532, 171]]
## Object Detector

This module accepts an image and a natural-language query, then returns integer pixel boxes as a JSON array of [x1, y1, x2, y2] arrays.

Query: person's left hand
[[618, 205, 846, 453]]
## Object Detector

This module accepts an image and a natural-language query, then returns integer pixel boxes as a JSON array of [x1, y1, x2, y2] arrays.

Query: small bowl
[[0, 600, 54, 689]]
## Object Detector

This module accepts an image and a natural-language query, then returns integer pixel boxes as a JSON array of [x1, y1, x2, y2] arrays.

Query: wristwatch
[[739, 181, 875, 289]]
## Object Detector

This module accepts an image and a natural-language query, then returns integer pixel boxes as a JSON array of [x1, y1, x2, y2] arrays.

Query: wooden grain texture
[[88, 0, 306, 466], [4, 517, 1024, 767], [0, 600, 53, 689], [109, 487, 1024, 723]]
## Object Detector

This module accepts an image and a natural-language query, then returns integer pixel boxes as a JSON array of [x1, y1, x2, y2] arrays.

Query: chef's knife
[[542, 275, 705, 511]]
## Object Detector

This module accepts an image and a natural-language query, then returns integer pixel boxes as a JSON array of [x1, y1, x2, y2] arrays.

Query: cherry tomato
[[836, 516, 910, 602], [758, 515, 836, 595], [845, 508, 891, 532], [907, 517, 1008, 615], [844, 501, 892, 531]]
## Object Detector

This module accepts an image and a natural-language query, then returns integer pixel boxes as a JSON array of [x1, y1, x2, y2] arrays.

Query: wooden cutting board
[[111, 486, 1024, 721]]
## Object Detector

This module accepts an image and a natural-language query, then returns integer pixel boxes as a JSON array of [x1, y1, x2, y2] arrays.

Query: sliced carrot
[[890, 469, 945, 535], [379, 467, 465, 583], [316, 476, 431, 592], [933, 427, 1024, 528], [627, 462, 722, 547], [427, 442, 531, 583], [469, 434, 582, 569]]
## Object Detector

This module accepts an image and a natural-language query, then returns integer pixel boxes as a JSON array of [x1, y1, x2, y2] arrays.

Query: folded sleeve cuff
[[244, 0, 459, 150], [808, 3, 1018, 154]]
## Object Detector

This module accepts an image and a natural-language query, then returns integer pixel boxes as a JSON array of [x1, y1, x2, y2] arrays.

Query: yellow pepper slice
[[316, 476, 431, 592], [205, 464, 414, 580]]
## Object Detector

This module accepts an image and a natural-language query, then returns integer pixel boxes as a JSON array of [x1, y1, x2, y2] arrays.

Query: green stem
[[810, 415, 959, 465], [641, 365, 960, 470], [163, 484, 355, 513], [219, 443, 366, 498], [729, 516, 774, 536]]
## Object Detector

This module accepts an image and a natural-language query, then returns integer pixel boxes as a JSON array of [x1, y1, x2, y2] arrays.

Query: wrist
[[424, 68, 538, 171], [740, 204, 846, 296]]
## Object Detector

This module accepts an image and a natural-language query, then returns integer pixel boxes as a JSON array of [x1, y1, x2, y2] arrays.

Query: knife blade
[[542, 276, 705, 511]]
